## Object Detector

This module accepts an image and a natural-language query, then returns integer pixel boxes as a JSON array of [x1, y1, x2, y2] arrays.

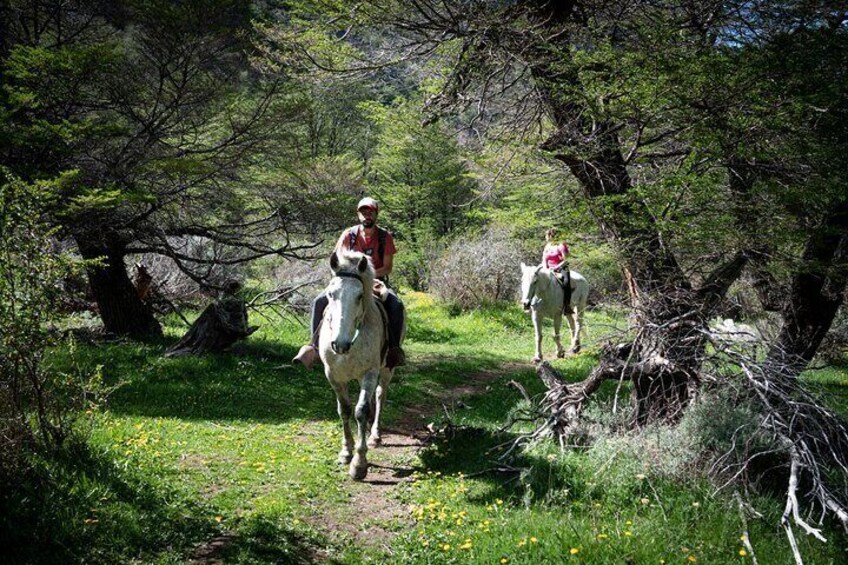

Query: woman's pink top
[[543, 243, 569, 269]]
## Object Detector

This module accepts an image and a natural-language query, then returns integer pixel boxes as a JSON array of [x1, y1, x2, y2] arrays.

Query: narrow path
[[304, 364, 525, 558], [188, 363, 528, 564]]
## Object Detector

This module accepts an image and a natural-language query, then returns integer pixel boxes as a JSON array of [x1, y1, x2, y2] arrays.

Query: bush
[[130, 236, 246, 307], [569, 242, 625, 304], [1, 171, 80, 469], [429, 225, 523, 309], [391, 235, 443, 291], [819, 304, 848, 364]]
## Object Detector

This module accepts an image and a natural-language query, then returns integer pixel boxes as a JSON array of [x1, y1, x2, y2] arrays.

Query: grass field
[[4, 292, 847, 564]]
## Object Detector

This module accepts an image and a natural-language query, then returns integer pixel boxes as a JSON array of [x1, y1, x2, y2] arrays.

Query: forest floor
[[7, 292, 847, 564]]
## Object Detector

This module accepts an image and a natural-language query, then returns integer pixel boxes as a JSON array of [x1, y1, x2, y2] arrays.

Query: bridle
[[327, 271, 366, 349]]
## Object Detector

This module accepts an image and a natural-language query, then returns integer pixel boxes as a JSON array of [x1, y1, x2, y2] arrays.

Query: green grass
[[3, 292, 847, 564]]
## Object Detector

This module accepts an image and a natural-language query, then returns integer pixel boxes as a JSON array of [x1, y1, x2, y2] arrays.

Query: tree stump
[[164, 285, 258, 357]]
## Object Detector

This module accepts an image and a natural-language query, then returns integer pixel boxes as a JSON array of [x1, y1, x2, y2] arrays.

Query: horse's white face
[[520, 262, 542, 311], [326, 253, 369, 355]]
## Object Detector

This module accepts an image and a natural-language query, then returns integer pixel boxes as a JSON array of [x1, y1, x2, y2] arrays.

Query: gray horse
[[520, 263, 589, 363], [319, 251, 405, 480]]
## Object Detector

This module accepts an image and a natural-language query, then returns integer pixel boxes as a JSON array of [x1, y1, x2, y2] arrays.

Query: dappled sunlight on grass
[[28, 296, 848, 564]]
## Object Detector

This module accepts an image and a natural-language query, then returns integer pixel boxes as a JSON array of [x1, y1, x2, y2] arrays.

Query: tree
[[276, 0, 848, 538], [364, 97, 479, 288], [1, 0, 311, 338]]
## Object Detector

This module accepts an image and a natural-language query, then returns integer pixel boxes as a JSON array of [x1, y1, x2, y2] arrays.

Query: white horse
[[319, 251, 405, 480], [520, 263, 589, 363]]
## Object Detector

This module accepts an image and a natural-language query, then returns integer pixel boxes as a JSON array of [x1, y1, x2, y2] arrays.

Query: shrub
[[569, 242, 625, 304], [130, 236, 245, 307], [0, 171, 79, 468], [429, 225, 523, 309]]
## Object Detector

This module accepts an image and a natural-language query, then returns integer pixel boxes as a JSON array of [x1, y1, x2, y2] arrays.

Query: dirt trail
[[304, 366, 523, 556], [190, 365, 525, 563]]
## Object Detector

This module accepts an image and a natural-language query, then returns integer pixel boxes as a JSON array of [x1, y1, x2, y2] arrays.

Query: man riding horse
[[293, 197, 406, 370]]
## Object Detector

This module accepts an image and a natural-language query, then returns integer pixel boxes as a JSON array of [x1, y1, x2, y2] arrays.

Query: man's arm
[[375, 253, 393, 279]]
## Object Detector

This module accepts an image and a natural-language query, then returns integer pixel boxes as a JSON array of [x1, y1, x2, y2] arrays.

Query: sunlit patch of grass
[[11, 296, 847, 564], [392, 451, 846, 564]]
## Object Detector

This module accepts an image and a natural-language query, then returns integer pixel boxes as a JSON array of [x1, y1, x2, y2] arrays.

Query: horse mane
[[334, 251, 376, 303]]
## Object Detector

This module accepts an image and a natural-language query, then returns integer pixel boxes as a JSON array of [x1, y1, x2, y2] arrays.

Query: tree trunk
[[165, 295, 257, 357], [526, 1, 743, 424], [764, 206, 848, 377], [75, 237, 162, 339]]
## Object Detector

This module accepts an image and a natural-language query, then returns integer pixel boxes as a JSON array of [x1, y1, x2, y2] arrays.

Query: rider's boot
[[293, 344, 320, 370], [386, 346, 406, 369]]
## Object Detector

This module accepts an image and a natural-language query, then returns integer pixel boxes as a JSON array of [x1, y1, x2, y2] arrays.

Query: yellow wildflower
[[530, 537, 538, 543], [688, 556, 697, 563], [624, 531, 633, 536], [442, 544, 451, 551], [500, 559, 508, 564], [460, 540, 472, 550], [739, 549, 748, 557], [570, 547, 580, 555]]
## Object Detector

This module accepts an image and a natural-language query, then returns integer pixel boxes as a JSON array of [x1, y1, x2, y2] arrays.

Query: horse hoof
[[338, 451, 352, 464], [367, 436, 382, 448], [557, 350, 565, 358], [350, 465, 368, 481], [532, 357, 542, 364], [570, 346, 581, 354]]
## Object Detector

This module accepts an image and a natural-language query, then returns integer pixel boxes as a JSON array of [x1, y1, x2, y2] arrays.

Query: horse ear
[[330, 252, 339, 272], [357, 255, 368, 273]]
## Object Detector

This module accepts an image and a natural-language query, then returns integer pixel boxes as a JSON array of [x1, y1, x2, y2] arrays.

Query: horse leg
[[532, 311, 544, 363], [331, 381, 354, 464], [573, 304, 584, 353], [368, 368, 392, 448], [351, 368, 379, 480], [566, 310, 579, 354], [553, 314, 566, 358]]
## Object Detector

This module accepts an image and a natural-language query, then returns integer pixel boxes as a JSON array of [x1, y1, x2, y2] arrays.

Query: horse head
[[326, 251, 374, 354], [520, 262, 543, 311]]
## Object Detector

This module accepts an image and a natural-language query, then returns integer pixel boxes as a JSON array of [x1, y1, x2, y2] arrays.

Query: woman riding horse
[[542, 228, 571, 311]]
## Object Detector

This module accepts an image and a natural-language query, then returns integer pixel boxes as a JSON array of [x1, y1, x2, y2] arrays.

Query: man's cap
[[357, 197, 379, 212]]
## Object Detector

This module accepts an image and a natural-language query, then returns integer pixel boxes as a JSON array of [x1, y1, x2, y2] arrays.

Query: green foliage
[[364, 98, 480, 289], [1, 171, 72, 450], [0, 169, 103, 498]]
